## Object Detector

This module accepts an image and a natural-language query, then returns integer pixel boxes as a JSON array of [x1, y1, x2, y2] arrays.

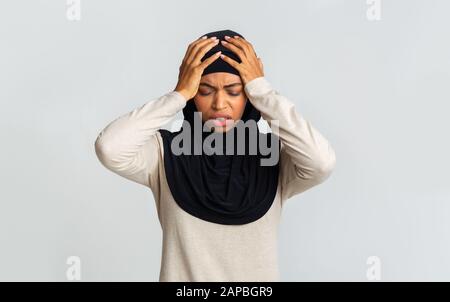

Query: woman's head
[[182, 29, 261, 134], [193, 29, 248, 133], [194, 72, 247, 133]]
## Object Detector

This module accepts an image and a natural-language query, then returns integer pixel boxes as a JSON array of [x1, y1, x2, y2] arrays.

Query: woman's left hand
[[219, 35, 264, 85]]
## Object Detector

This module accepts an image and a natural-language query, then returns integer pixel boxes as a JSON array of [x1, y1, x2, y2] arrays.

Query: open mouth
[[209, 116, 233, 127]]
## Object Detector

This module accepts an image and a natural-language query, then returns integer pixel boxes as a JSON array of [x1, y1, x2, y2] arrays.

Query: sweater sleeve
[[244, 77, 336, 206], [94, 90, 187, 189]]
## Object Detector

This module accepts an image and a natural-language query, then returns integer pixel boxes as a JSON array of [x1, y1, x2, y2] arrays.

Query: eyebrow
[[199, 82, 242, 89]]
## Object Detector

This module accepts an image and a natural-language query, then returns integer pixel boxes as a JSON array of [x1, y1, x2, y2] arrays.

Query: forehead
[[200, 72, 242, 86]]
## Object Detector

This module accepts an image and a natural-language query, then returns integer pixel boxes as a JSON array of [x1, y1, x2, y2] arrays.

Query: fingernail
[[220, 54, 225, 59], [201, 36, 207, 39], [221, 40, 227, 44], [225, 36, 230, 40], [210, 36, 217, 40]]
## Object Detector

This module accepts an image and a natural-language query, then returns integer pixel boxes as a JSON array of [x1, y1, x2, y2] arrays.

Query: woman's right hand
[[174, 36, 222, 101]]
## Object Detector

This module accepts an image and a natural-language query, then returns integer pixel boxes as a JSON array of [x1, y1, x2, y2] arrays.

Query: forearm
[[94, 90, 187, 186], [244, 77, 336, 200]]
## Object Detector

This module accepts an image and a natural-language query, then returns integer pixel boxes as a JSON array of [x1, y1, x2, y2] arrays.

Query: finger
[[233, 35, 255, 50], [228, 36, 256, 58], [184, 36, 207, 59], [224, 35, 247, 52], [189, 35, 209, 51], [186, 37, 218, 65], [192, 38, 220, 64], [220, 39, 247, 61], [219, 54, 242, 71], [184, 36, 214, 63], [184, 36, 213, 64], [198, 51, 222, 70]]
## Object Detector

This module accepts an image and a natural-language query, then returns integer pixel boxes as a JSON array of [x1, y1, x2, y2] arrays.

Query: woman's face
[[194, 72, 247, 133]]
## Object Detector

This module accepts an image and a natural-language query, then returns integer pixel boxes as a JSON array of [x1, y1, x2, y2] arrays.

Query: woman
[[95, 29, 336, 281]]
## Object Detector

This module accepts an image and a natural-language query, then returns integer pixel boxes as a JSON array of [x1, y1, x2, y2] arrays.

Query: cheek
[[232, 98, 247, 119], [193, 97, 212, 120], [194, 97, 211, 112]]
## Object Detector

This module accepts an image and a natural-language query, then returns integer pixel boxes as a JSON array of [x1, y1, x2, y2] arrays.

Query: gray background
[[1, 0, 449, 281]]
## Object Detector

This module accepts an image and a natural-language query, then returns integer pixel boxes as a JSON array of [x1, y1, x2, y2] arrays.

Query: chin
[[212, 126, 233, 133]]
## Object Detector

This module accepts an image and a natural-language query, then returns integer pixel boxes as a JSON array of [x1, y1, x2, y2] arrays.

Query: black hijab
[[158, 29, 280, 225]]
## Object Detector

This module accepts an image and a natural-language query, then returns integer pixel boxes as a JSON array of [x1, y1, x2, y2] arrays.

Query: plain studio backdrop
[[1, 0, 449, 281]]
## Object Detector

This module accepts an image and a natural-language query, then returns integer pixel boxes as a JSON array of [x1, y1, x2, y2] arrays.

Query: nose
[[212, 90, 228, 110]]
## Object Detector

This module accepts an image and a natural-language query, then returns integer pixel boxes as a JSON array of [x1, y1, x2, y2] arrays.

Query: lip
[[210, 113, 232, 119]]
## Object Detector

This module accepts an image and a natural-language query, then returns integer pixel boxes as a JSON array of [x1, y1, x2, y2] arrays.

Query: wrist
[[174, 89, 191, 101]]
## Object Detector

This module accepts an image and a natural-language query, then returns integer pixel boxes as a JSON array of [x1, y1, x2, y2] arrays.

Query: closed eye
[[199, 91, 241, 97]]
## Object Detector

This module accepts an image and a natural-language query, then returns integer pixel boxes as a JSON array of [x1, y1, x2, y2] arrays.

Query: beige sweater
[[94, 76, 336, 281]]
